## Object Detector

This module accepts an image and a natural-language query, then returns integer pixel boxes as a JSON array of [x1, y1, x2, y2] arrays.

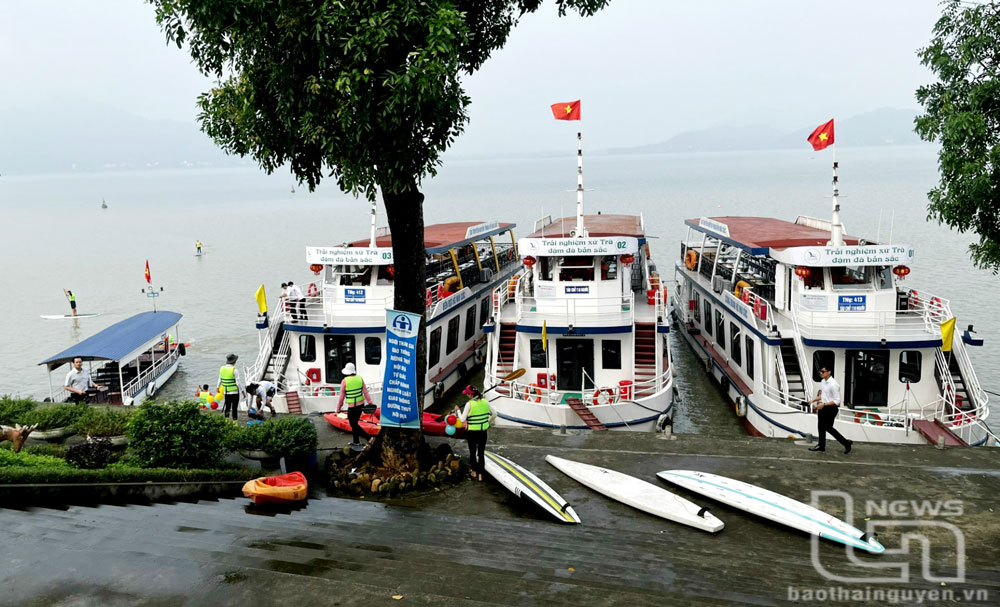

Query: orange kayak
[[242, 471, 308, 504]]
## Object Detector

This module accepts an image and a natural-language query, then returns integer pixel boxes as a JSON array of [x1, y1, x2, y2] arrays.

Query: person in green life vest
[[65, 289, 77, 317], [218, 353, 241, 420], [455, 385, 496, 481], [335, 362, 375, 446], [196, 240, 202, 255]]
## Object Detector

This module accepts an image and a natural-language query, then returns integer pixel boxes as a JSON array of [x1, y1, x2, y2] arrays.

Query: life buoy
[[684, 250, 699, 271], [178, 342, 186, 356], [735, 395, 747, 418], [434, 382, 445, 400], [508, 277, 518, 297], [146, 382, 156, 398], [592, 387, 616, 406], [426, 287, 433, 307], [929, 296, 943, 319], [305, 368, 321, 384], [506, 249, 514, 261], [908, 289, 920, 309], [854, 411, 884, 426], [526, 384, 543, 403], [307, 282, 318, 297], [650, 272, 661, 291], [443, 276, 461, 293], [474, 349, 485, 365], [314, 386, 334, 397], [735, 280, 751, 298]]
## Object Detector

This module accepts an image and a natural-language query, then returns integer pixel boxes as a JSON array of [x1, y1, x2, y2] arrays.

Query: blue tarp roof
[[40, 311, 182, 369]]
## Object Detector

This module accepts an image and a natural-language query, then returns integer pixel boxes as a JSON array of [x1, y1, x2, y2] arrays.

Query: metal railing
[[123, 348, 181, 401], [247, 298, 288, 384], [517, 293, 635, 326]]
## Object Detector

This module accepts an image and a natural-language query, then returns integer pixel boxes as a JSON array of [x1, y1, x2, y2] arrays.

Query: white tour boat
[[248, 210, 519, 415], [672, 210, 993, 446]]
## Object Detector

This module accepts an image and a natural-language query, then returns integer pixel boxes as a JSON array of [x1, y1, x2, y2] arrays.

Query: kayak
[[242, 471, 308, 505], [323, 408, 464, 437]]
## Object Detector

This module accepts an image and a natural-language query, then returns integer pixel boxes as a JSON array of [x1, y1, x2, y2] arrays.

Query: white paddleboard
[[657, 470, 884, 553], [41, 313, 101, 319], [545, 455, 723, 533], [485, 451, 580, 524]]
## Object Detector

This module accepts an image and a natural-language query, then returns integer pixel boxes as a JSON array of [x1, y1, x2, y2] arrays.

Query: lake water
[[2, 145, 997, 433]]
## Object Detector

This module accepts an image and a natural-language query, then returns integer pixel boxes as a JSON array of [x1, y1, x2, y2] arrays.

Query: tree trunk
[[368, 184, 427, 472]]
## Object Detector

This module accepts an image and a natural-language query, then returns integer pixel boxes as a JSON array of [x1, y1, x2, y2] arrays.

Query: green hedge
[[0, 449, 71, 469], [16, 403, 90, 431], [70, 407, 133, 437], [0, 395, 37, 425], [0, 466, 258, 484], [231, 417, 317, 457], [0, 442, 67, 458], [127, 400, 236, 469]]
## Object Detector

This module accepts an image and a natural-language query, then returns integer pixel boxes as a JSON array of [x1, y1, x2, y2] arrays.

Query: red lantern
[[309, 263, 323, 275], [794, 267, 811, 279], [523, 256, 537, 267], [387, 264, 395, 278], [620, 254, 635, 265], [892, 265, 910, 279]]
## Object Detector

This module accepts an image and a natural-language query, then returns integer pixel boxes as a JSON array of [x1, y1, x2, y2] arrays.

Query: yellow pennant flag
[[541, 321, 547, 350], [254, 284, 268, 314], [940, 317, 956, 352]]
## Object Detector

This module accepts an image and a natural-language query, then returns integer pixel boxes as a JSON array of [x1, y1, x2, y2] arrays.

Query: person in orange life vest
[[335, 362, 374, 446]]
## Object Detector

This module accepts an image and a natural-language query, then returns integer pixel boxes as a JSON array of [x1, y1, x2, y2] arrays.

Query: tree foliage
[[915, 0, 1000, 273]]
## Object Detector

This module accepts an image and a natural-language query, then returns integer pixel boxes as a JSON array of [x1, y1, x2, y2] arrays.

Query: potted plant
[[70, 407, 134, 446], [233, 417, 318, 464]]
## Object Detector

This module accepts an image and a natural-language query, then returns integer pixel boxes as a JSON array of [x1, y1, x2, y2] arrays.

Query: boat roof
[[347, 222, 515, 255], [686, 217, 861, 255], [40, 311, 182, 370], [527, 214, 644, 239]]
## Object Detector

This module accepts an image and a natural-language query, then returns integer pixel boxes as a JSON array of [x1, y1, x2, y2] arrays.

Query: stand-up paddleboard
[[485, 451, 580, 524], [41, 313, 101, 319], [546, 455, 723, 533], [657, 470, 884, 553]]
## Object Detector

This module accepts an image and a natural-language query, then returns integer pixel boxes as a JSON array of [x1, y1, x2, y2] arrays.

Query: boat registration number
[[838, 295, 866, 312]]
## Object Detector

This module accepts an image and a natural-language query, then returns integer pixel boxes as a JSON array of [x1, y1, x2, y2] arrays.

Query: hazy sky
[[0, 0, 944, 155]]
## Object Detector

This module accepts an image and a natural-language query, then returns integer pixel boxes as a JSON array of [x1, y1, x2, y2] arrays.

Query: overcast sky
[[0, 0, 944, 155]]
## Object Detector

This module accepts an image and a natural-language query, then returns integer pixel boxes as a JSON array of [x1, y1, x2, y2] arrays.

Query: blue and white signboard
[[381, 309, 422, 429], [838, 295, 867, 312], [565, 286, 590, 294], [344, 288, 366, 304]]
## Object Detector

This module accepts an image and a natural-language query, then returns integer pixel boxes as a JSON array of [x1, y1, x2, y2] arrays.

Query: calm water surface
[[2, 145, 996, 435]]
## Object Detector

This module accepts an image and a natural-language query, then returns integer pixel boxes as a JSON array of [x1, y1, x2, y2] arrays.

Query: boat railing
[[248, 298, 288, 384], [773, 348, 791, 406], [792, 305, 935, 341], [517, 293, 634, 326], [299, 380, 383, 399], [758, 381, 811, 412], [122, 347, 181, 402], [500, 366, 672, 406], [494, 268, 528, 319], [788, 306, 815, 397]]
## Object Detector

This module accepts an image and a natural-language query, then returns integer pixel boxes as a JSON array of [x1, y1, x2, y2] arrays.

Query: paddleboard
[[545, 455, 723, 533], [484, 451, 580, 524], [41, 313, 101, 319], [657, 470, 884, 553]]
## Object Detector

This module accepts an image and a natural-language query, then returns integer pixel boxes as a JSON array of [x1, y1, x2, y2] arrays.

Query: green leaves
[[916, 0, 1000, 274]]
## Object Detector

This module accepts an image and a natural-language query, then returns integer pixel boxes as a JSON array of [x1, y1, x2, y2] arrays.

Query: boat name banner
[[518, 237, 638, 256], [438, 288, 470, 314], [699, 217, 731, 238], [306, 246, 394, 265], [722, 291, 753, 322], [774, 244, 915, 267], [381, 309, 421, 429], [465, 221, 500, 239]]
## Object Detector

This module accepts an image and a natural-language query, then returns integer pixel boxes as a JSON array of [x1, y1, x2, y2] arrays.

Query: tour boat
[[247, 206, 519, 416], [39, 311, 185, 406], [672, 203, 993, 446]]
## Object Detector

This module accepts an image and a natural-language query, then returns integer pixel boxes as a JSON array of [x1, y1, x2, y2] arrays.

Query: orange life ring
[[684, 250, 698, 271], [314, 386, 334, 397], [592, 387, 616, 406], [929, 296, 943, 318], [908, 289, 920, 309], [508, 277, 518, 297], [853, 411, 883, 426], [305, 368, 321, 384], [650, 272, 661, 291], [526, 384, 543, 403], [735, 280, 751, 298], [307, 282, 318, 297]]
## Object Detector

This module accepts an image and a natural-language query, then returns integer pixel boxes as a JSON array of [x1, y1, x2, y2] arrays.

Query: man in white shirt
[[245, 380, 277, 419], [808, 366, 853, 454], [64, 357, 105, 404], [286, 280, 304, 322]]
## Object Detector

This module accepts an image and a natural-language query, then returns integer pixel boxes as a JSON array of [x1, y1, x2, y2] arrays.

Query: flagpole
[[831, 143, 843, 246], [576, 132, 585, 238]]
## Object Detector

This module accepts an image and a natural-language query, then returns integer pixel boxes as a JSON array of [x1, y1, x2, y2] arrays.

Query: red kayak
[[324, 408, 463, 437]]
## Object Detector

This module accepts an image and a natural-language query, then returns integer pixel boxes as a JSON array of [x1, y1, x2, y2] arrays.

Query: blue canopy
[[40, 311, 183, 370]]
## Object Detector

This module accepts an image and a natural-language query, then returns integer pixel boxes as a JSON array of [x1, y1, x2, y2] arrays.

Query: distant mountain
[[608, 108, 926, 155], [0, 101, 244, 175]]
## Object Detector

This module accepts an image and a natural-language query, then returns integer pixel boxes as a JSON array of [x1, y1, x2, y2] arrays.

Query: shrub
[[65, 439, 115, 469], [70, 407, 133, 437], [0, 449, 71, 469], [231, 417, 317, 457], [0, 396, 37, 425], [16, 403, 90, 431], [0, 466, 257, 484], [127, 400, 234, 469], [0, 442, 68, 459]]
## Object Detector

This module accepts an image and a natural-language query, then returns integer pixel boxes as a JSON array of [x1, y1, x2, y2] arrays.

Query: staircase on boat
[[634, 323, 657, 398], [780, 340, 807, 402], [496, 322, 516, 378], [912, 419, 967, 446]]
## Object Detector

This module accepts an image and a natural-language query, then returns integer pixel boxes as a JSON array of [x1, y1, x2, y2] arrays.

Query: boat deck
[[496, 290, 659, 327], [4, 428, 998, 605]]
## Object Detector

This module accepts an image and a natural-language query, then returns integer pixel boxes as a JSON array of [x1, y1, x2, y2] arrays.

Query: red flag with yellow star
[[807, 119, 835, 151], [550, 100, 581, 121], [145, 260, 151, 284]]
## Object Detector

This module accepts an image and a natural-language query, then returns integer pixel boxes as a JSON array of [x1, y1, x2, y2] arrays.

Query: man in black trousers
[[808, 366, 853, 454]]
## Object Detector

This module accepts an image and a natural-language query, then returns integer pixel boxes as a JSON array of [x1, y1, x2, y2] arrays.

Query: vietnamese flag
[[807, 119, 835, 151], [145, 260, 151, 284], [550, 100, 581, 121]]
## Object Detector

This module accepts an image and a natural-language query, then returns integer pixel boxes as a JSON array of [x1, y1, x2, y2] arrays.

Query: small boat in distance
[[101, 198, 107, 209]]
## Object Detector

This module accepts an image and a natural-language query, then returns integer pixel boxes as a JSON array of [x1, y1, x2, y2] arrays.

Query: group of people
[[213, 353, 277, 421], [280, 281, 306, 322]]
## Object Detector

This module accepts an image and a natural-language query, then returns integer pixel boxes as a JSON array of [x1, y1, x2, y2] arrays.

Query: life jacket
[[466, 398, 492, 431], [219, 365, 238, 393], [344, 375, 365, 405], [198, 390, 210, 401]]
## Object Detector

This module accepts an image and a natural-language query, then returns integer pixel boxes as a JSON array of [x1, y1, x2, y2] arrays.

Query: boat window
[[539, 256, 554, 281], [446, 316, 460, 354], [899, 351, 922, 383], [812, 350, 835, 382], [324, 335, 355, 385], [377, 264, 395, 285], [802, 267, 825, 290], [465, 306, 477, 340], [364, 337, 381, 366], [600, 256, 619, 280], [703, 301, 712, 335], [299, 335, 316, 362], [844, 350, 889, 406], [876, 266, 893, 290], [428, 327, 442, 367], [715, 310, 725, 349], [693, 291, 702, 323], [602, 340, 622, 370], [830, 265, 871, 287], [745, 335, 755, 379], [730, 323, 742, 366], [480, 297, 490, 325], [559, 256, 594, 282], [530, 339, 546, 367]]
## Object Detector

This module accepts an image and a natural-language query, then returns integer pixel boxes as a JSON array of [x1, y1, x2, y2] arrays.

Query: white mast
[[369, 189, 378, 247], [575, 132, 586, 238], [830, 146, 844, 246]]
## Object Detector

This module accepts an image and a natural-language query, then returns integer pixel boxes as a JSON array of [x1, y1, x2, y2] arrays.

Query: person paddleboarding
[[64, 289, 77, 317]]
